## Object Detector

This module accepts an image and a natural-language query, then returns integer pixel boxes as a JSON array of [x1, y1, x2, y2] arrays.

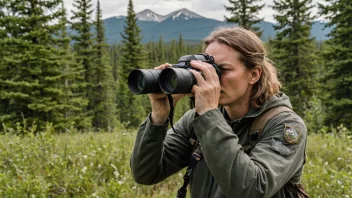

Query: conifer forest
[[0, 0, 351, 197]]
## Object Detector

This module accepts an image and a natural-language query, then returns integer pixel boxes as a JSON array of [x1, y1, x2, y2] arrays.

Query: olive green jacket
[[130, 93, 307, 198]]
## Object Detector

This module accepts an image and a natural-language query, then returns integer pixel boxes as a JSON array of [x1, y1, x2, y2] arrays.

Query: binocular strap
[[167, 94, 177, 132], [177, 142, 203, 198]]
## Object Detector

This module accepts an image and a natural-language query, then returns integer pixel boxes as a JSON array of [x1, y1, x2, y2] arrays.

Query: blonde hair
[[204, 26, 281, 108]]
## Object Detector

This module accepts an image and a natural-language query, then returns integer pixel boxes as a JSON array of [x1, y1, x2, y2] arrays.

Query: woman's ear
[[249, 65, 262, 85]]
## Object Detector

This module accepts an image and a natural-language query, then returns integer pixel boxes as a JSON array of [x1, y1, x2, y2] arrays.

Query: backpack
[[248, 106, 310, 198], [177, 106, 310, 198]]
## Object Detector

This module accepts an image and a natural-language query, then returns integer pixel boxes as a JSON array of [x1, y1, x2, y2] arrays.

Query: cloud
[[63, 0, 324, 22]]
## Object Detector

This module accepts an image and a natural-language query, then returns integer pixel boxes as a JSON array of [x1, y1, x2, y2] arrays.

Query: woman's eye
[[221, 68, 229, 72]]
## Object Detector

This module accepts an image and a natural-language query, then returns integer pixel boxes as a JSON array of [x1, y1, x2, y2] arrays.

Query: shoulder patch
[[284, 124, 301, 144], [271, 138, 294, 156]]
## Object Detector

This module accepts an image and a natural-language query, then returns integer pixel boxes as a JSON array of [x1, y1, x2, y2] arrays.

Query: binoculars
[[127, 53, 221, 94]]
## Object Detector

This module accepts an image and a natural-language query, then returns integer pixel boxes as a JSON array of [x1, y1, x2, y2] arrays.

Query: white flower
[[117, 180, 124, 185], [114, 171, 120, 178], [82, 166, 87, 173]]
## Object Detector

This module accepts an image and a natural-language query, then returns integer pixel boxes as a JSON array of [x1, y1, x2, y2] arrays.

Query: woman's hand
[[149, 64, 188, 124], [189, 60, 221, 115]]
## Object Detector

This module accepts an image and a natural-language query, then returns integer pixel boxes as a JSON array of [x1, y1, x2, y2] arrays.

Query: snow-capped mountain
[[136, 8, 204, 22], [92, 8, 331, 44], [162, 8, 203, 21], [136, 9, 163, 22]]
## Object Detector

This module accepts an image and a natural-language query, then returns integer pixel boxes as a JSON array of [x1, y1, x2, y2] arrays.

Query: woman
[[130, 27, 308, 198]]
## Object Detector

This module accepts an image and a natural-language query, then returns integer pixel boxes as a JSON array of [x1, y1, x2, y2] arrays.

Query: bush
[[302, 125, 352, 197]]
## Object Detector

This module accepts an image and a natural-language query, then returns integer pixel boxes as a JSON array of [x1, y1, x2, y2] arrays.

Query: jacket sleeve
[[191, 108, 307, 198], [130, 110, 194, 185]]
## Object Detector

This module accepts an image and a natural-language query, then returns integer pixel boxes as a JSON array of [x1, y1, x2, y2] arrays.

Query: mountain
[[136, 9, 163, 22], [98, 8, 332, 44]]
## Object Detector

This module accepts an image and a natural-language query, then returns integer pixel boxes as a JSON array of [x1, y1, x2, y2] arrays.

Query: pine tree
[[0, 1, 4, 38], [270, 0, 318, 122], [58, 1, 90, 130], [70, 0, 95, 127], [169, 40, 179, 63], [319, 0, 352, 129], [0, 0, 7, 119], [91, 0, 118, 131], [178, 34, 185, 57], [224, 0, 264, 36], [157, 35, 166, 63], [109, 44, 122, 82], [117, 0, 147, 127], [0, 0, 83, 130]]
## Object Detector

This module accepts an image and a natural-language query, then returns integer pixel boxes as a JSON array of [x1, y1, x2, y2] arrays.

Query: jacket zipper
[[208, 176, 214, 198]]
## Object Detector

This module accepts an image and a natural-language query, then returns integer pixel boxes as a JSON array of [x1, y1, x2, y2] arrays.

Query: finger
[[154, 63, 171, 70], [191, 83, 200, 94], [191, 61, 217, 83], [190, 69, 206, 86]]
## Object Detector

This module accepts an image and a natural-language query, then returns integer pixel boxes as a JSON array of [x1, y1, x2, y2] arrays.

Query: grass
[[0, 125, 350, 197]]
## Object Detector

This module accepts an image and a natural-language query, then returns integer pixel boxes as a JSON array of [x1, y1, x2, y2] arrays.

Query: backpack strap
[[177, 128, 203, 198], [284, 180, 311, 198], [249, 106, 293, 151]]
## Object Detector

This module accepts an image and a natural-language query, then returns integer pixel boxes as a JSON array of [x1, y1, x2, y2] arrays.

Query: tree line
[[225, 0, 351, 131], [0, 0, 350, 133]]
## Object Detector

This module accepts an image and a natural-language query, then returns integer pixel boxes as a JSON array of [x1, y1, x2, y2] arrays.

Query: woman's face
[[205, 41, 254, 107]]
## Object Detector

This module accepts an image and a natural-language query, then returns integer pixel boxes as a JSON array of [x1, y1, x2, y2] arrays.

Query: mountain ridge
[[98, 8, 333, 44]]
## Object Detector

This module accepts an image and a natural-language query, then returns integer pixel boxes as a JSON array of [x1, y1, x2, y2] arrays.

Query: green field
[[0, 125, 351, 198]]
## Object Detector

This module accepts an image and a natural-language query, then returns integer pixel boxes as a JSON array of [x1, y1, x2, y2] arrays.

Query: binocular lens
[[159, 68, 196, 94], [136, 74, 145, 91], [128, 69, 162, 94], [165, 72, 178, 91]]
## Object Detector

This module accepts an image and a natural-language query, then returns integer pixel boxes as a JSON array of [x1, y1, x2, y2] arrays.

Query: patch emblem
[[284, 124, 300, 144], [271, 139, 294, 156]]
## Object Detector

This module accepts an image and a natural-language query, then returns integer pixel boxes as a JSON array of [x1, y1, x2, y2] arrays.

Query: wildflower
[[114, 171, 120, 178], [117, 180, 124, 185], [110, 164, 117, 170]]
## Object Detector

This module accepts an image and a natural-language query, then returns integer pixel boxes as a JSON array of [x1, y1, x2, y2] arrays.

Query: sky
[[63, 0, 324, 23]]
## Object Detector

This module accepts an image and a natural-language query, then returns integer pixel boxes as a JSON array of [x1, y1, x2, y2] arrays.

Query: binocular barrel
[[127, 68, 196, 94], [159, 68, 196, 94], [127, 69, 162, 94], [127, 53, 218, 95]]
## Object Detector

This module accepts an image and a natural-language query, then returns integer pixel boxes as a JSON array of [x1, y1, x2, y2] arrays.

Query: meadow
[[0, 124, 351, 198]]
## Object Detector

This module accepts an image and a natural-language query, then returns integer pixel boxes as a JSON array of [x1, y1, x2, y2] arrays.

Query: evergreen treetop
[[224, 0, 264, 36], [319, 0, 352, 129], [270, 0, 318, 122]]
